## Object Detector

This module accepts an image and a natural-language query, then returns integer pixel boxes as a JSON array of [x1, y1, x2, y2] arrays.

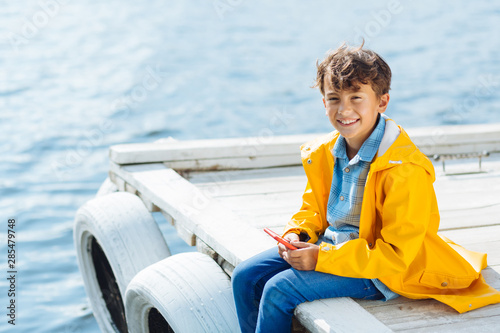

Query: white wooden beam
[[109, 123, 500, 169]]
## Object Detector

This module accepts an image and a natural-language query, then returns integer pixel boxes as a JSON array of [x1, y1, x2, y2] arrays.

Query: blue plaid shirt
[[325, 115, 399, 301]]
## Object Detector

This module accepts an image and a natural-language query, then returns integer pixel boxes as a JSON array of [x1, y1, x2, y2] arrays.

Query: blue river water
[[1, 0, 499, 332]]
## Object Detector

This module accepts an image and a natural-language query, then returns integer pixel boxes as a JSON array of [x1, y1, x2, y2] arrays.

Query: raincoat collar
[[370, 115, 436, 182], [332, 114, 386, 164], [301, 114, 436, 182]]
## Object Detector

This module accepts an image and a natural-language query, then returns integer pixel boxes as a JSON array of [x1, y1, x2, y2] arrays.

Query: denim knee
[[256, 273, 298, 332], [232, 261, 250, 292], [261, 273, 297, 312]]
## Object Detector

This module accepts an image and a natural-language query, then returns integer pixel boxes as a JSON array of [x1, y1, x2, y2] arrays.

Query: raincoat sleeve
[[315, 165, 433, 278], [282, 180, 328, 244]]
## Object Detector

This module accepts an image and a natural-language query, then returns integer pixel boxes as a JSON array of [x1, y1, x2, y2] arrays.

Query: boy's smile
[[322, 77, 390, 159]]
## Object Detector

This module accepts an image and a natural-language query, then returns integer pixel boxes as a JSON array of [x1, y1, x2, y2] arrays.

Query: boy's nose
[[338, 100, 350, 113]]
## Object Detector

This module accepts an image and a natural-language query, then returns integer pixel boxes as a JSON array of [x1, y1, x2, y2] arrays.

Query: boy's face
[[322, 76, 390, 153]]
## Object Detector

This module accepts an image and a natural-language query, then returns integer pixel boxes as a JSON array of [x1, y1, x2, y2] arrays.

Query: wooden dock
[[107, 122, 500, 332]]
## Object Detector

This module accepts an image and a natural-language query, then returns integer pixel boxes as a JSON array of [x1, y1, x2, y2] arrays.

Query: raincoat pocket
[[419, 271, 476, 290]]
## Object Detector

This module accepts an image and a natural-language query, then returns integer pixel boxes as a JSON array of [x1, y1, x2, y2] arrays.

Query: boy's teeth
[[340, 119, 357, 124]]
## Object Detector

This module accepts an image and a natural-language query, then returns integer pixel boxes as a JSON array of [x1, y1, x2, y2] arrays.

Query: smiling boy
[[232, 43, 500, 333], [323, 78, 389, 160]]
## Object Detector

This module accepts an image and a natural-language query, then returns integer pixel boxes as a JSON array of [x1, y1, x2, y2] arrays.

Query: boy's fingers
[[282, 251, 291, 262], [284, 233, 300, 242], [290, 241, 310, 248], [288, 246, 307, 258]]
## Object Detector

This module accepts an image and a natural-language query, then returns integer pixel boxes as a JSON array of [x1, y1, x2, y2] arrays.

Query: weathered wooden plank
[[439, 205, 500, 230], [439, 225, 500, 246], [109, 123, 500, 167], [401, 316, 500, 333], [370, 301, 500, 332], [366, 300, 500, 332], [406, 122, 500, 156], [194, 176, 305, 198], [188, 165, 305, 184], [236, 212, 295, 228], [189, 169, 305, 227], [163, 154, 302, 172], [213, 191, 301, 214], [110, 134, 314, 165], [434, 170, 500, 211], [295, 297, 392, 333]]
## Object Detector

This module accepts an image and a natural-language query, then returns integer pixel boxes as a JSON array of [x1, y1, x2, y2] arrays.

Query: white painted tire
[[125, 252, 239, 333], [74, 192, 171, 333], [96, 177, 118, 197]]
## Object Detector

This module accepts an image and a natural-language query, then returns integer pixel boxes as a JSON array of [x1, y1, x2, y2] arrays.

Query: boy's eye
[[328, 97, 339, 101]]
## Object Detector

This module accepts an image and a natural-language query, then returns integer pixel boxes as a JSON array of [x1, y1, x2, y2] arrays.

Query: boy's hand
[[284, 241, 319, 271], [278, 233, 300, 258]]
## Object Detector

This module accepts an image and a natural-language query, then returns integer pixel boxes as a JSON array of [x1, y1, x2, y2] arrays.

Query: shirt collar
[[332, 114, 386, 164]]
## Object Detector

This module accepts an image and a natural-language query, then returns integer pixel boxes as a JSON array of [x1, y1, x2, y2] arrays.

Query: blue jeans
[[232, 247, 383, 333]]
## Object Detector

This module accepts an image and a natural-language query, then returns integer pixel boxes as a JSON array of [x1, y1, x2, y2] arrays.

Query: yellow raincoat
[[283, 116, 500, 313]]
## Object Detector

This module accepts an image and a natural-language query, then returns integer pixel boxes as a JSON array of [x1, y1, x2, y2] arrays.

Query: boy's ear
[[322, 97, 326, 108], [378, 93, 390, 113]]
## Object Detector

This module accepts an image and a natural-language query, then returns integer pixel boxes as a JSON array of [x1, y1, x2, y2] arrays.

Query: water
[[1, 0, 499, 331]]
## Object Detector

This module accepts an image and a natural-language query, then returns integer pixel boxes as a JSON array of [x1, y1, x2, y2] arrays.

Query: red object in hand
[[263, 228, 298, 250]]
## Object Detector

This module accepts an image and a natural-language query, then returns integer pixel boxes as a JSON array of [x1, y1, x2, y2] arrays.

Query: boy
[[232, 43, 500, 333]]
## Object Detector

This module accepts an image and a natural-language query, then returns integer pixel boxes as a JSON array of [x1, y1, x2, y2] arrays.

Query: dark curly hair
[[312, 42, 392, 97]]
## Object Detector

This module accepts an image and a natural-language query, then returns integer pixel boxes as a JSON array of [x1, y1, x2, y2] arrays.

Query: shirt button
[[339, 195, 344, 201], [345, 167, 350, 173], [304, 146, 311, 151], [307, 159, 312, 164], [441, 282, 448, 287], [368, 243, 373, 247]]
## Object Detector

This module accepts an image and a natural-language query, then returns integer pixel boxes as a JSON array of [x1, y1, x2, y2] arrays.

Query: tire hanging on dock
[[125, 252, 239, 333], [74, 192, 171, 333]]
